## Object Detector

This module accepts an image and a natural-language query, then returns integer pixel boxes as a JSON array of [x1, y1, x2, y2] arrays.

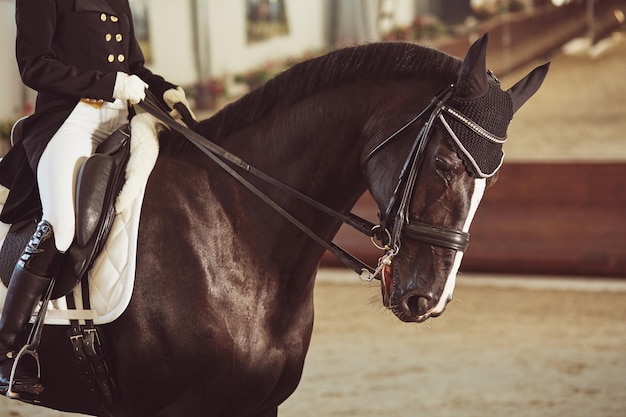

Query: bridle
[[361, 83, 471, 280], [139, 83, 480, 282]]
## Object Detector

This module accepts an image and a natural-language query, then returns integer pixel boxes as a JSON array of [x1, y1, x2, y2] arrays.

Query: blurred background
[[2, 0, 624, 116], [1, 0, 625, 278]]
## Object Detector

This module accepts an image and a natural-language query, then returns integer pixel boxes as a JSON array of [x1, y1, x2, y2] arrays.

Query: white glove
[[113, 72, 148, 104], [163, 87, 196, 122]]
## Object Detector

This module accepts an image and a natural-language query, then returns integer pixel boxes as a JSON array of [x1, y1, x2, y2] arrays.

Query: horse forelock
[[195, 43, 461, 141]]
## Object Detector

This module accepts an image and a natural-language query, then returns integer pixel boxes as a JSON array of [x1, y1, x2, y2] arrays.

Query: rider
[[0, 0, 194, 397]]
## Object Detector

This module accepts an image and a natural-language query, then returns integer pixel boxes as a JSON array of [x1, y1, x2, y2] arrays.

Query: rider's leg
[[0, 100, 128, 396], [0, 109, 91, 396], [0, 220, 60, 395], [39, 99, 130, 252]]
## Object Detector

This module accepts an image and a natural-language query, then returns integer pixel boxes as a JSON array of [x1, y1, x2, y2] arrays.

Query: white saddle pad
[[0, 113, 161, 325]]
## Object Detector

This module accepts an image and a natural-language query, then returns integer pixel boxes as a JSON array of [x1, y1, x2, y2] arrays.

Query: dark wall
[[463, 163, 626, 277], [322, 163, 626, 277]]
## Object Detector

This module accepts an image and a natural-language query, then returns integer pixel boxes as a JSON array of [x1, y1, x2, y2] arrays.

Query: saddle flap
[[75, 154, 115, 248], [74, 125, 130, 249]]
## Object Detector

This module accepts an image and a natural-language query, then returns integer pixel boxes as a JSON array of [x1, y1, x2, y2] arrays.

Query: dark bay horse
[[24, 34, 547, 416]]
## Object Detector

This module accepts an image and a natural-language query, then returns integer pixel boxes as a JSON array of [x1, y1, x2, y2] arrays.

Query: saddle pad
[[0, 113, 161, 325]]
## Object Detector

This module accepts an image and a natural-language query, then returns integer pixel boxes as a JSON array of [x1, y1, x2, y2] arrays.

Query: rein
[[138, 84, 471, 281], [139, 93, 379, 277]]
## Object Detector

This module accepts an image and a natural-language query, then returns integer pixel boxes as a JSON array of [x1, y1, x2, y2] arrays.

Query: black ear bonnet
[[441, 73, 513, 178]]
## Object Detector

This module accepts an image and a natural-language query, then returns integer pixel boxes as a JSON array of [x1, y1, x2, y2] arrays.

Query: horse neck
[[193, 77, 438, 276], [227, 89, 371, 221]]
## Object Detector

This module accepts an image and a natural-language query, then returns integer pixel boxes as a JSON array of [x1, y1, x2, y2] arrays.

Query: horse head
[[363, 34, 549, 323]]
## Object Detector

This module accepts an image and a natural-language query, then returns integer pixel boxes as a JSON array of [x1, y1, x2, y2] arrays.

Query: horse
[[10, 34, 548, 416]]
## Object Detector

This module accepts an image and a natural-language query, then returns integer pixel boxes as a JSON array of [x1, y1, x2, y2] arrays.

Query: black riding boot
[[0, 220, 61, 397]]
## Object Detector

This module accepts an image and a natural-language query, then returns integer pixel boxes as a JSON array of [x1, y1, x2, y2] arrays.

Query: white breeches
[[37, 100, 129, 252]]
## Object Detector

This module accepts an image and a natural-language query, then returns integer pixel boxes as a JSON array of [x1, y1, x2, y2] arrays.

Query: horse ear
[[455, 33, 490, 99], [507, 62, 551, 113]]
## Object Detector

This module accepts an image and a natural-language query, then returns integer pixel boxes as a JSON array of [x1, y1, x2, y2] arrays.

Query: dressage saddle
[[0, 117, 131, 299]]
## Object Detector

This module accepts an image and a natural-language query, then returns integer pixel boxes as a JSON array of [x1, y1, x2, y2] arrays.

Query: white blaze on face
[[430, 177, 486, 315]]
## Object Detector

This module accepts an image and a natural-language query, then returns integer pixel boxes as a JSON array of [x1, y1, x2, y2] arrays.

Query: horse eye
[[435, 157, 450, 171]]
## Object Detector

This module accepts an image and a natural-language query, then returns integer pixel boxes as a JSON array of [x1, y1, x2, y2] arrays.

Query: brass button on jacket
[[13, 0, 177, 171]]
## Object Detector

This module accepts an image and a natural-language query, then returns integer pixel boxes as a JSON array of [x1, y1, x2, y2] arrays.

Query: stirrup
[[5, 277, 55, 399]]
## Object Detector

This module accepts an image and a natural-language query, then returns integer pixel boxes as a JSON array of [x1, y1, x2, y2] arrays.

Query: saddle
[[0, 118, 131, 299]]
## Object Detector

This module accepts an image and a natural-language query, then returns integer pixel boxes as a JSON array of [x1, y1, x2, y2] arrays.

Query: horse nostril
[[401, 292, 432, 318]]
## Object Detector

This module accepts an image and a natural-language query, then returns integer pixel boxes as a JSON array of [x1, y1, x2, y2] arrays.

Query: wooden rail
[[322, 163, 626, 277], [433, 0, 626, 76]]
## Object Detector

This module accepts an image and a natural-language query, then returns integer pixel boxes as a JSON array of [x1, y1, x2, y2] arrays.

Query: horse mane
[[195, 42, 461, 141]]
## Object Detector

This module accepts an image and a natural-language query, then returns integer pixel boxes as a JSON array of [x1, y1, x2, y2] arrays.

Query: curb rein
[[139, 85, 467, 282]]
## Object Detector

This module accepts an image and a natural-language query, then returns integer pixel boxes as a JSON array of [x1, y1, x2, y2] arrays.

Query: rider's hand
[[163, 87, 196, 123], [113, 72, 148, 104]]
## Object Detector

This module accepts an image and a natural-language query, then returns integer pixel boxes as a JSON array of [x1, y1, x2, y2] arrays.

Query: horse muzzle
[[381, 263, 452, 323]]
